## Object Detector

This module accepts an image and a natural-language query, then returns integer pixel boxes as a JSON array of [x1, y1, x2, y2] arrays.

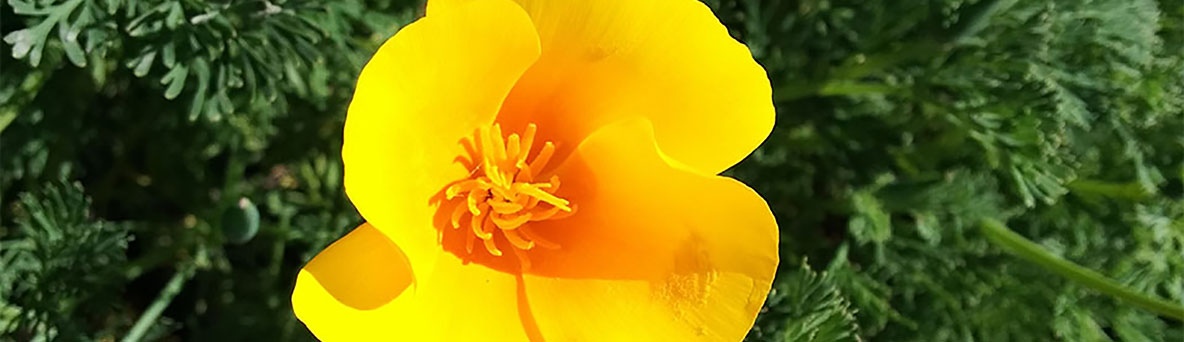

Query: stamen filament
[[489, 201, 524, 214], [530, 206, 563, 221], [446, 179, 482, 199], [471, 210, 489, 239], [514, 184, 571, 211], [510, 246, 532, 271], [528, 204, 578, 222], [492, 212, 532, 230], [504, 229, 535, 250], [516, 164, 534, 182], [521, 227, 560, 250]]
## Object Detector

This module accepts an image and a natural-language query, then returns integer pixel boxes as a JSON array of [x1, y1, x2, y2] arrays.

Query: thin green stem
[[979, 218, 1184, 321], [818, 81, 899, 97], [121, 267, 191, 342], [774, 0, 1013, 102], [773, 40, 945, 102], [124, 246, 177, 280]]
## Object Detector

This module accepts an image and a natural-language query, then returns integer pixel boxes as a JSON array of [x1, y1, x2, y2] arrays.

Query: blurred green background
[[2, 0, 1182, 341]]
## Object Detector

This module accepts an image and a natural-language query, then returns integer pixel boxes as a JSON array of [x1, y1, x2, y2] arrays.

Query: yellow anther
[[446, 179, 486, 199], [530, 142, 555, 173], [520, 124, 537, 163], [483, 237, 503, 256], [466, 191, 484, 216], [478, 126, 494, 163], [548, 176, 561, 191], [450, 203, 468, 229], [491, 124, 506, 161], [474, 215, 493, 240], [470, 210, 485, 234], [487, 165, 505, 186], [507, 133, 521, 161]]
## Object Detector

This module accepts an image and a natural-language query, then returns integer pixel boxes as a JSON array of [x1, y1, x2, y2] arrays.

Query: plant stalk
[[979, 218, 1184, 321], [121, 267, 191, 342]]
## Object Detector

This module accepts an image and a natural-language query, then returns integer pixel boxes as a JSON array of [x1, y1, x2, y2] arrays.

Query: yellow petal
[[496, 0, 774, 175], [521, 119, 779, 340], [341, 0, 539, 287], [292, 223, 413, 340], [293, 223, 537, 341]]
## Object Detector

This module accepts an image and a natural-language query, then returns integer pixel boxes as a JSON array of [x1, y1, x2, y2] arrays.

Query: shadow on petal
[[304, 224, 414, 310]]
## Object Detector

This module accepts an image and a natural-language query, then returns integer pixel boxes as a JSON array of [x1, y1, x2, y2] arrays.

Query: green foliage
[[1, 181, 130, 341], [747, 261, 859, 342], [1, 0, 405, 339], [713, 0, 1184, 340], [2, 0, 1183, 340], [4, 0, 413, 121]]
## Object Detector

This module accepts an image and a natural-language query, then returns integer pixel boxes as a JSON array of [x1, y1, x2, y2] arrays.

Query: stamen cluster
[[446, 123, 574, 259]]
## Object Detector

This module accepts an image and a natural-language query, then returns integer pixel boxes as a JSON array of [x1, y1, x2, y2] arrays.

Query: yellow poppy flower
[[291, 0, 778, 340]]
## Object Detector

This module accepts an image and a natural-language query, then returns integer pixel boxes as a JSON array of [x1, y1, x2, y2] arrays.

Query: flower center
[[445, 123, 574, 260]]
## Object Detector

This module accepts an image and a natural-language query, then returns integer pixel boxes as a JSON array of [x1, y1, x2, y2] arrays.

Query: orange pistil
[[446, 123, 574, 259]]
